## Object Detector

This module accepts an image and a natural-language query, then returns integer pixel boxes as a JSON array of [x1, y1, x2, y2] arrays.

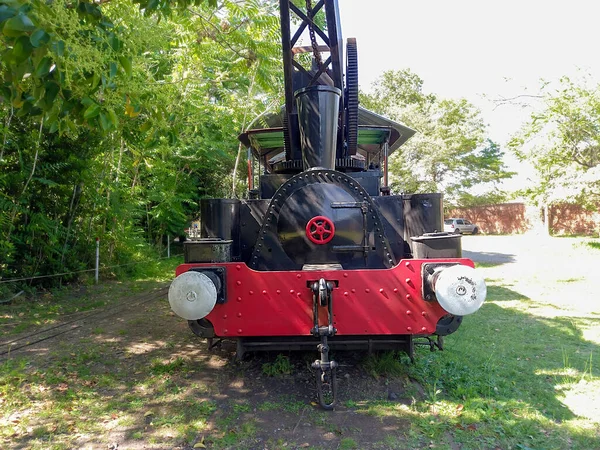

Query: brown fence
[[445, 203, 600, 236], [445, 203, 529, 234], [446, 202, 600, 235], [549, 203, 600, 235]]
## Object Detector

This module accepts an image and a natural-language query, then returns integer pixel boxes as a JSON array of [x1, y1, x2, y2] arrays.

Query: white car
[[444, 218, 479, 235]]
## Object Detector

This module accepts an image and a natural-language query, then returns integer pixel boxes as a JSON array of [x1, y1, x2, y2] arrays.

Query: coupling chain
[[305, 0, 323, 69]]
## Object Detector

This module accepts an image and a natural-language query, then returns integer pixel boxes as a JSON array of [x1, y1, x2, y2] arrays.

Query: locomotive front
[[167, 0, 487, 409]]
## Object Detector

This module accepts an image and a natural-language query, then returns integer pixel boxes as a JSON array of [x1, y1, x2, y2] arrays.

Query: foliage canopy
[[0, 0, 282, 286], [361, 69, 514, 207], [509, 75, 600, 207]]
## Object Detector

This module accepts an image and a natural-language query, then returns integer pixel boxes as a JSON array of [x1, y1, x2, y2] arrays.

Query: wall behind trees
[[446, 202, 599, 236]]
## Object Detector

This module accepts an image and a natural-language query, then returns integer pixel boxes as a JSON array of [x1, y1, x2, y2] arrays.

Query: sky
[[336, 0, 600, 190]]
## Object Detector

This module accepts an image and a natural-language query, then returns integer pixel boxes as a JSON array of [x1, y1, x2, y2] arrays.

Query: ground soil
[[2, 234, 597, 449]]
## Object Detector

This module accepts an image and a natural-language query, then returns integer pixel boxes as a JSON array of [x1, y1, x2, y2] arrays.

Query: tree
[[509, 75, 600, 208], [360, 69, 513, 207], [0, 0, 283, 284]]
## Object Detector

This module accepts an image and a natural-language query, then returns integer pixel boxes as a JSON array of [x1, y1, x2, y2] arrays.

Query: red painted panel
[[175, 259, 474, 338]]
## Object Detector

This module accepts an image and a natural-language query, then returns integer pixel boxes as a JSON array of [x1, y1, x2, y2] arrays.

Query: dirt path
[[4, 235, 598, 449], [2, 280, 422, 450]]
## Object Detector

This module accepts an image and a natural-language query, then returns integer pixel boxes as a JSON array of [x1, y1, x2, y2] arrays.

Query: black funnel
[[294, 85, 341, 170]]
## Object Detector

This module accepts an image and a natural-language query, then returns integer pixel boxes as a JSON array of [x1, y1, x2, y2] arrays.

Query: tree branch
[[492, 94, 543, 111]]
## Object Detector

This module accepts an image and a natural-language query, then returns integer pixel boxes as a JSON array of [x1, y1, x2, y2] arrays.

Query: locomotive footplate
[[310, 278, 338, 409]]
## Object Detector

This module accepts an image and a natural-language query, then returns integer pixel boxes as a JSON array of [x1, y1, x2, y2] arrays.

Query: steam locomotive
[[168, 0, 486, 408]]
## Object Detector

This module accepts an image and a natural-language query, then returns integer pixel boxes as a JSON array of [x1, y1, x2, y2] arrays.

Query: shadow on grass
[[2, 279, 599, 449], [486, 284, 530, 302], [462, 249, 516, 266]]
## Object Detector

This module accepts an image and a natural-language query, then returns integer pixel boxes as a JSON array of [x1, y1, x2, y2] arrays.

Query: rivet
[[422, 311, 427, 316], [379, 288, 384, 293], [223, 314, 228, 319], [344, 291, 349, 296], [237, 313, 242, 317], [290, 289, 295, 294], [405, 278, 412, 285], [343, 273, 348, 278], [236, 281, 242, 286], [238, 329, 243, 334], [405, 262, 411, 268], [236, 265, 241, 270], [365, 288, 370, 293], [297, 292, 302, 297], [406, 294, 412, 300], [276, 289, 281, 294], [407, 327, 412, 332], [249, 290, 254, 295], [421, 326, 427, 332], [406, 310, 412, 315], [393, 288, 398, 293], [223, 329, 228, 334], [351, 288, 356, 293], [262, 290, 267, 295], [237, 296, 242, 302], [297, 274, 301, 279]]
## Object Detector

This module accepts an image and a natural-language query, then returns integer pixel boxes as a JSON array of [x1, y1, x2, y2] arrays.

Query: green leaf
[[34, 56, 52, 78], [77, 2, 102, 19], [44, 81, 60, 105], [108, 33, 122, 51], [81, 96, 95, 107], [91, 72, 101, 90], [99, 111, 111, 131], [83, 103, 100, 120], [15, 99, 32, 116], [12, 35, 33, 63], [107, 109, 118, 128], [146, 0, 159, 11], [0, 5, 17, 23], [118, 56, 132, 78], [109, 61, 117, 79], [51, 40, 65, 57], [30, 28, 50, 47], [2, 12, 35, 37], [48, 120, 59, 133]]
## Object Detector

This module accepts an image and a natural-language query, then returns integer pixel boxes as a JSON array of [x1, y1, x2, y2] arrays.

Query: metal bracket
[[310, 278, 338, 409], [190, 267, 227, 304], [421, 262, 458, 302]]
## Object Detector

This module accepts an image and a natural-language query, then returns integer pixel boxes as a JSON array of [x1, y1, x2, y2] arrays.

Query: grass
[[339, 437, 358, 449], [261, 353, 293, 377], [363, 351, 411, 378], [0, 257, 183, 336], [1, 236, 600, 449], [351, 251, 600, 449], [475, 261, 505, 268], [587, 240, 600, 250]]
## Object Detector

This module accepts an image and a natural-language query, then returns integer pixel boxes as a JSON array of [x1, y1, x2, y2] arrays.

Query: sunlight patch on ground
[[126, 341, 165, 354], [560, 380, 600, 423]]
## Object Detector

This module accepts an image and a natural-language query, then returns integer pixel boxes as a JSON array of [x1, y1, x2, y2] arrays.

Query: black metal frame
[[279, 0, 345, 162]]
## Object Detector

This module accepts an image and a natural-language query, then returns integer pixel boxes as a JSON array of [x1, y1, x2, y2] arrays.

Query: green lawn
[[1, 240, 599, 449]]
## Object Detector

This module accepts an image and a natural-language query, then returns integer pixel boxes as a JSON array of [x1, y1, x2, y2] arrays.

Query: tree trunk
[[543, 203, 550, 236]]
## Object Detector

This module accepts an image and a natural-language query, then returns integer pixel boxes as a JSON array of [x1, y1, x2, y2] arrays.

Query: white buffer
[[433, 265, 487, 316], [168, 271, 217, 320]]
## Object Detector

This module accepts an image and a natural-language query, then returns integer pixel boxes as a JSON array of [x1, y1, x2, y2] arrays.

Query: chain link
[[305, 0, 322, 69]]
